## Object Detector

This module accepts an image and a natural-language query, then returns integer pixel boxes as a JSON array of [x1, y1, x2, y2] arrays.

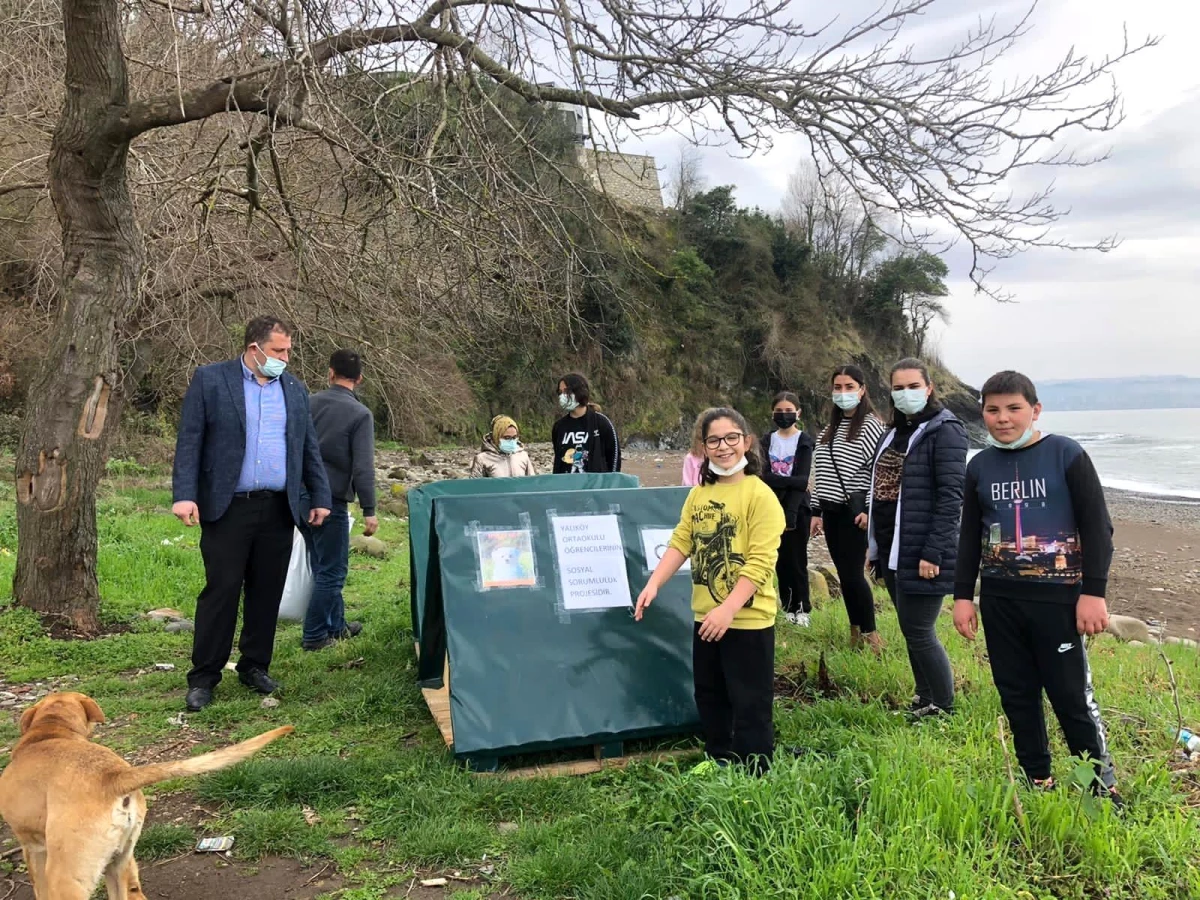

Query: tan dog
[[0, 692, 293, 900]]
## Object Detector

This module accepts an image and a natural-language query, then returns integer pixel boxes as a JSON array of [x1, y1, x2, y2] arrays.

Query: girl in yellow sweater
[[635, 407, 786, 774]]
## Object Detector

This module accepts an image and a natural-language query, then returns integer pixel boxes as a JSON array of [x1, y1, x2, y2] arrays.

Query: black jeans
[[188, 492, 294, 689], [884, 570, 955, 711], [822, 504, 877, 633], [981, 595, 1116, 788], [777, 519, 812, 614], [692, 623, 775, 775]]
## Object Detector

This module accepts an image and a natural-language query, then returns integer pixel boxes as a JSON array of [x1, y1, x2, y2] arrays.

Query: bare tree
[[782, 161, 888, 280], [665, 144, 705, 211], [3, 0, 1152, 630], [909, 297, 948, 358], [870, 250, 949, 355]]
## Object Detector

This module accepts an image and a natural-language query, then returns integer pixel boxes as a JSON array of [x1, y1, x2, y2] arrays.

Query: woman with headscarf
[[470, 415, 538, 478]]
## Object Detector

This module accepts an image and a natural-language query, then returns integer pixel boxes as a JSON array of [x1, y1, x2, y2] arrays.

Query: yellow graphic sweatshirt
[[668, 475, 786, 629]]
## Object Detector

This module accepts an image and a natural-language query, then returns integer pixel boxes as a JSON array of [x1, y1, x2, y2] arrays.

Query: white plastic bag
[[277, 528, 313, 622], [277, 516, 356, 622]]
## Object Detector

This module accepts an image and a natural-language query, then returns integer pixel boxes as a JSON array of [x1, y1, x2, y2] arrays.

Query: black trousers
[[777, 519, 812, 614], [883, 570, 955, 711], [822, 504, 877, 633], [692, 623, 775, 775], [188, 492, 295, 690], [980, 595, 1116, 788]]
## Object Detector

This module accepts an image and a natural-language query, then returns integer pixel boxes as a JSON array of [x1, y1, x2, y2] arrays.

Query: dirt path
[[2, 791, 502, 900], [6, 855, 502, 900]]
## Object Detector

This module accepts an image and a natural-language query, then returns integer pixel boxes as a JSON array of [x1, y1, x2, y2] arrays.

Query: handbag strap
[[828, 430, 854, 503]]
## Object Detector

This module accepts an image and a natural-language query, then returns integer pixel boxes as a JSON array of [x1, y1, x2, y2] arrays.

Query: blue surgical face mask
[[253, 345, 287, 379], [832, 391, 860, 411], [892, 388, 928, 416], [559, 393, 578, 412], [986, 426, 1036, 450], [499, 438, 520, 454]]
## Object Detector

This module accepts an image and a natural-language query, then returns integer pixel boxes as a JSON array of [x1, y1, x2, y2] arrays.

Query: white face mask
[[986, 425, 1036, 450], [708, 455, 749, 477], [558, 393, 578, 413], [252, 345, 287, 379], [832, 391, 861, 411], [892, 388, 929, 416]]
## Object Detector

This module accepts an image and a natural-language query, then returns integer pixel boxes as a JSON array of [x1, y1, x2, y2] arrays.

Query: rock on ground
[[1106, 614, 1152, 644], [351, 535, 389, 559], [807, 569, 829, 607]]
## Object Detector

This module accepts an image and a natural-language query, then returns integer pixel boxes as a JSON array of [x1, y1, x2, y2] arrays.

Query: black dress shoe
[[238, 668, 279, 694], [185, 687, 214, 711], [339, 621, 363, 639]]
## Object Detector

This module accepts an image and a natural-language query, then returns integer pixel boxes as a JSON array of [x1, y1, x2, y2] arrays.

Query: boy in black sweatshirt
[[953, 371, 1120, 803]]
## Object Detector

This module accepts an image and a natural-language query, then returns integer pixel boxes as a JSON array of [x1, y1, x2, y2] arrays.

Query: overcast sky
[[616, 0, 1199, 387]]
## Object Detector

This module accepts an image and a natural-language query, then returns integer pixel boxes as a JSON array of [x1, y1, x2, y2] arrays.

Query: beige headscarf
[[491, 415, 519, 448]]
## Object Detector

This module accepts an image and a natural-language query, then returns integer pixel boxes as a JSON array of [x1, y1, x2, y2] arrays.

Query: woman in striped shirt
[[809, 364, 887, 652]]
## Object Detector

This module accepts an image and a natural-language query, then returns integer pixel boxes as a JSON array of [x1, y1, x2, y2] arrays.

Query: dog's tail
[[104, 725, 294, 798]]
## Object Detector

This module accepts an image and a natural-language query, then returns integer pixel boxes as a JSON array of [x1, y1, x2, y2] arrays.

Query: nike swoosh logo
[[1057, 643, 1074, 653]]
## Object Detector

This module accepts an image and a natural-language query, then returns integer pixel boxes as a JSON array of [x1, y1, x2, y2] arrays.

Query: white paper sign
[[551, 514, 632, 610], [640, 528, 690, 572]]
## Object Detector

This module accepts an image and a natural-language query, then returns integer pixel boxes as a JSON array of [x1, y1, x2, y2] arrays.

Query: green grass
[[1, 474, 1199, 898], [135, 824, 197, 859]]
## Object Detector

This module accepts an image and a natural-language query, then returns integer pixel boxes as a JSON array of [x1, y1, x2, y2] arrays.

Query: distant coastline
[[1035, 376, 1200, 411]]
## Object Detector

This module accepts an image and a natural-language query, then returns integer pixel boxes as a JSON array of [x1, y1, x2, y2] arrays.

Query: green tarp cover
[[408, 473, 637, 682], [432, 486, 698, 760]]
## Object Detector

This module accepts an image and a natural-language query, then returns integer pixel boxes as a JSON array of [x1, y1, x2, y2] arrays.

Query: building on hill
[[545, 93, 664, 210], [576, 148, 664, 210]]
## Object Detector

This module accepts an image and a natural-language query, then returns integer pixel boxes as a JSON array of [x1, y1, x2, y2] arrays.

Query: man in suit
[[171, 315, 331, 711]]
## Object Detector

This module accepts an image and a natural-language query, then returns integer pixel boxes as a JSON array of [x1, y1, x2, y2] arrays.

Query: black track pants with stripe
[[980, 594, 1116, 788]]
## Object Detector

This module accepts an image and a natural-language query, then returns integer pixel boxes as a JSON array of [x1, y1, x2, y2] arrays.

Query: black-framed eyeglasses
[[704, 432, 746, 449]]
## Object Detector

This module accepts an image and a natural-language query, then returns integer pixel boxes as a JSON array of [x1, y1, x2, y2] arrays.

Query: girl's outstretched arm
[[635, 547, 687, 620]]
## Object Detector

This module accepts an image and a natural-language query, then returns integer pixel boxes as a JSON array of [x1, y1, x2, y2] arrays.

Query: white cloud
[[616, 0, 1196, 380]]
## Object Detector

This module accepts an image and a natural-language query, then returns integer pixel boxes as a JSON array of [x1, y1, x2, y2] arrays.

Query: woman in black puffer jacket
[[868, 358, 968, 719]]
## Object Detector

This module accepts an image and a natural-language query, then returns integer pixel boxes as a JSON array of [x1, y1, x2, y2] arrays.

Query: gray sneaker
[[909, 703, 951, 722], [302, 636, 338, 652]]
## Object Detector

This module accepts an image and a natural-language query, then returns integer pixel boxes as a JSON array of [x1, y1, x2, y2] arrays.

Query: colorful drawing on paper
[[477, 530, 537, 589]]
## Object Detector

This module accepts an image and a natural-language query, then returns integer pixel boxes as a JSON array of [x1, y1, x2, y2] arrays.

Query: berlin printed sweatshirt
[[954, 434, 1114, 605]]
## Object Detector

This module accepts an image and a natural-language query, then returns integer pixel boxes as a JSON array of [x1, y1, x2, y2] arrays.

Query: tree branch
[[0, 181, 49, 197], [112, 0, 1157, 288], [137, 0, 210, 14]]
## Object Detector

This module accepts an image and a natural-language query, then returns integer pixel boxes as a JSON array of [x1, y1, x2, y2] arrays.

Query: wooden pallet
[[419, 656, 695, 779]]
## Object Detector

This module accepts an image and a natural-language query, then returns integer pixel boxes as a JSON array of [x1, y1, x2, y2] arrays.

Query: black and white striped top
[[810, 415, 887, 510]]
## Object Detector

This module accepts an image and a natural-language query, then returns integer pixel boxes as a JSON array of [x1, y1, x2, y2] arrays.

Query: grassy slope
[[0, 466, 1198, 899]]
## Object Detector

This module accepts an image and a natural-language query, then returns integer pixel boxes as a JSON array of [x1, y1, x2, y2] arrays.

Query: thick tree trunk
[[13, 0, 140, 634]]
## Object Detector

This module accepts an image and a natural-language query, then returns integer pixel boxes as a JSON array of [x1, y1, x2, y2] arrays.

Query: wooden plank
[[421, 658, 454, 749], [486, 748, 696, 781]]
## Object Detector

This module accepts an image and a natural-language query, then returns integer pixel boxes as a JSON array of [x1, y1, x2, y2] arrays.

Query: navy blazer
[[172, 358, 332, 526]]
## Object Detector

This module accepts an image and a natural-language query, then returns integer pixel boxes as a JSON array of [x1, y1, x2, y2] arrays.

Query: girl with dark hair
[[868, 358, 968, 718], [635, 407, 785, 775], [551, 373, 622, 474], [809, 365, 887, 652], [759, 391, 816, 626]]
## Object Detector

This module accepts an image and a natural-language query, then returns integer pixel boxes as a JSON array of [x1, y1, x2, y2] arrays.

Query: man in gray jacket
[[303, 349, 378, 650]]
